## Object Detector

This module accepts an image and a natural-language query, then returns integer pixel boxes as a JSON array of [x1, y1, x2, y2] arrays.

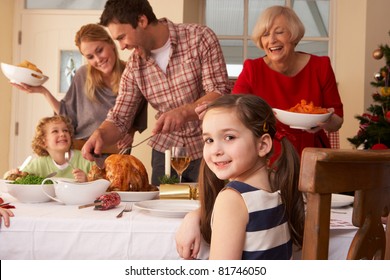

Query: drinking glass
[[170, 146, 191, 183]]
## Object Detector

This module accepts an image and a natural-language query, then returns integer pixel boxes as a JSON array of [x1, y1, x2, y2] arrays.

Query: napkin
[[0, 203, 15, 209], [159, 184, 191, 199], [0, 197, 15, 209]]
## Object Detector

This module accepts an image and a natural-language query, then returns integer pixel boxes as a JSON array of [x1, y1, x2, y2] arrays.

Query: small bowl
[[1, 62, 49, 86], [6, 183, 55, 203], [273, 108, 332, 130], [41, 178, 110, 205]]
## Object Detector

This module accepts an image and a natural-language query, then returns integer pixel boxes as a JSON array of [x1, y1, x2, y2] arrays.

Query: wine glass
[[170, 146, 191, 183]]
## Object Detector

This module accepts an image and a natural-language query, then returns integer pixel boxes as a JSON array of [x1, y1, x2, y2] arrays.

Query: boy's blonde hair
[[32, 115, 74, 156]]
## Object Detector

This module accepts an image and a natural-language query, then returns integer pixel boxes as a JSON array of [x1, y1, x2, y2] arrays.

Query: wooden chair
[[299, 148, 390, 259]]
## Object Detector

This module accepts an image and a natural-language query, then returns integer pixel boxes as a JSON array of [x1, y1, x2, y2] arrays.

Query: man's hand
[[82, 121, 122, 161], [152, 107, 189, 135], [195, 102, 209, 120], [152, 92, 221, 135], [82, 129, 105, 161], [117, 132, 135, 150]]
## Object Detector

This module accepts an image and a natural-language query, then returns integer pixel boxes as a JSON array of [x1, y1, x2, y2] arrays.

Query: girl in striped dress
[[197, 94, 304, 259]]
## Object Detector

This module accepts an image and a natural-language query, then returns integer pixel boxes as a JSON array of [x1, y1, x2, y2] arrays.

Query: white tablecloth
[[0, 193, 356, 260]]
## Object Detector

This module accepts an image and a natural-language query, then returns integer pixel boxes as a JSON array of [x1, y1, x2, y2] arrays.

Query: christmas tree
[[347, 31, 390, 150]]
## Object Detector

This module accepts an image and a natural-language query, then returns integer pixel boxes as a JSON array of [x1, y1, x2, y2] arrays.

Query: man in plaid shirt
[[82, 0, 231, 185]]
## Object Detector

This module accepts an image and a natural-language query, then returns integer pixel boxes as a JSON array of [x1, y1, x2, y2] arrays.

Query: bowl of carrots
[[273, 100, 332, 130]]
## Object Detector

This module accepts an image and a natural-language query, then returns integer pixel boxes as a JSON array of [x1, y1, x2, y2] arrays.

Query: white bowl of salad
[[6, 174, 55, 203]]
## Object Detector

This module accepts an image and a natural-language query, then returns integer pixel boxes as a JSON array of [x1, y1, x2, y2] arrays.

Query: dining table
[[0, 192, 357, 260]]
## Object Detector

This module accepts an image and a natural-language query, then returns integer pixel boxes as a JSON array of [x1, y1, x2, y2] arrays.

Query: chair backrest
[[299, 148, 390, 260]]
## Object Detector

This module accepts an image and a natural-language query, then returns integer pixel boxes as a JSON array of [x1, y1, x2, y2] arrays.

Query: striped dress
[[224, 181, 292, 260]]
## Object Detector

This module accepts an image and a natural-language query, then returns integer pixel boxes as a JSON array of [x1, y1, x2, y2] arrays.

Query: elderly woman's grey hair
[[252, 5, 305, 50]]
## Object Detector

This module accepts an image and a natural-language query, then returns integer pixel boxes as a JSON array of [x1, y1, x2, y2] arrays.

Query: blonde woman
[[12, 24, 147, 153]]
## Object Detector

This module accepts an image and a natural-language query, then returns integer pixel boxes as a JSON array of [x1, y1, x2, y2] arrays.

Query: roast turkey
[[88, 154, 153, 192]]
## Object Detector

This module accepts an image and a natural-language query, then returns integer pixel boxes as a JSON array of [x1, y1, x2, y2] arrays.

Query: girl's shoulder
[[226, 181, 260, 193], [225, 181, 281, 201]]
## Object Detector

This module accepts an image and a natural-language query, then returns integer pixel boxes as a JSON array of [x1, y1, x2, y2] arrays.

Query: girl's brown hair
[[74, 23, 125, 102], [199, 94, 305, 247], [31, 115, 74, 156]]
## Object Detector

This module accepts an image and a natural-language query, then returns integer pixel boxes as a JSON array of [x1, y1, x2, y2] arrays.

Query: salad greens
[[11, 174, 52, 185]]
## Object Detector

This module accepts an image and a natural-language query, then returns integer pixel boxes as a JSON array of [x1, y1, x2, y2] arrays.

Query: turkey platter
[[88, 154, 156, 192]]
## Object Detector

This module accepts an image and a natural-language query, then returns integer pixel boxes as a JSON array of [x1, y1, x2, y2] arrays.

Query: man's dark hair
[[100, 0, 158, 28]]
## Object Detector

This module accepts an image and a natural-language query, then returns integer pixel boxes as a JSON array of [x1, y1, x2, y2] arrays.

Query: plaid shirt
[[107, 18, 231, 160]]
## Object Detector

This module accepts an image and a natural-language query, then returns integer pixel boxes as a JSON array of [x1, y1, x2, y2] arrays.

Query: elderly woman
[[233, 5, 344, 159]]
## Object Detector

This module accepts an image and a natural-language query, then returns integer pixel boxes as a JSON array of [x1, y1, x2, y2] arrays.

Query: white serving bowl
[[0, 179, 13, 193], [273, 108, 332, 130], [41, 178, 110, 205], [6, 182, 55, 203], [1, 62, 49, 86]]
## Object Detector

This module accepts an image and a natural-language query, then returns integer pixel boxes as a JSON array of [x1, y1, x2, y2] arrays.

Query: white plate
[[331, 194, 354, 208], [133, 199, 199, 218], [116, 190, 159, 202]]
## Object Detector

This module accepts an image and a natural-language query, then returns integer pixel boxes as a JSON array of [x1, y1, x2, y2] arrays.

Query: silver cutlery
[[45, 172, 57, 179], [92, 153, 106, 169], [64, 152, 76, 169], [116, 204, 132, 218], [19, 155, 32, 170], [331, 210, 347, 214], [119, 135, 153, 154]]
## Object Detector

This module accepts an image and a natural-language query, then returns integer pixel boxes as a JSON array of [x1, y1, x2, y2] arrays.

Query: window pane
[[26, 0, 106, 10], [247, 40, 265, 59], [292, 0, 330, 37], [205, 0, 244, 36], [220, 40, 244, 77], [296, 41, 328, 56], [248, 0, 285, 35]]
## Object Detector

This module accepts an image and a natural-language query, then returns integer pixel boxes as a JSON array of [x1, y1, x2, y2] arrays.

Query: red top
[[233, 54, 343, 159]]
